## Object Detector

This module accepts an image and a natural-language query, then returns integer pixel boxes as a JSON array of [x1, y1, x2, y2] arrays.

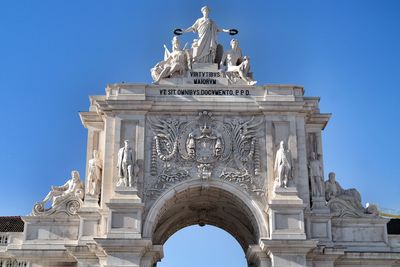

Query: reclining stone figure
[[325, 172, 378, 217], [32, 170, 84, 216]]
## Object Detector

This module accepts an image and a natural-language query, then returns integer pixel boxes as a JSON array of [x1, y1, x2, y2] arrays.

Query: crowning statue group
[[151, 6, 256, 85]]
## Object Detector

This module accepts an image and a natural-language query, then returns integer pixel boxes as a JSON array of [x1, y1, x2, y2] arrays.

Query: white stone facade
[[0, 83, 399, 267]]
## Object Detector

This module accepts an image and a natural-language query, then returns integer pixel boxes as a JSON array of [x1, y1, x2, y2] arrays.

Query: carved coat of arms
[[147, 111, 264, 199]]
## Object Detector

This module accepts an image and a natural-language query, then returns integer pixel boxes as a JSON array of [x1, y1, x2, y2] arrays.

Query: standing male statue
[[116, 140, 135, 187], [182, 6, 230, 63], [87, 150, 102, 196], [308, 152, 324, 197], [274, 141, 293, 188]]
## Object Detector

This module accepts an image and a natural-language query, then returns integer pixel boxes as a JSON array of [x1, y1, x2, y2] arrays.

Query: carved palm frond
[[148, 117, 180, 161], [230, 117, 263, 161]]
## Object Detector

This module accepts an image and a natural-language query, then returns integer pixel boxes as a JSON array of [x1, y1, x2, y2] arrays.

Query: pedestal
[[267, 187, 306, 240], [83, 194, 100, 208], [261, 239, 318, 267], [309, 196, 332, 242], [93, 238, 155, 267], [78, 197, 101, 243], [106, 187, 144, 239]]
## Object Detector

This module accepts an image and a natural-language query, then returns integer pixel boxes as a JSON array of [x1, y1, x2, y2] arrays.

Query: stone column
[[102, 116, 118, 205], [264, 119, 275, 203], [294, 116, 310, 206]]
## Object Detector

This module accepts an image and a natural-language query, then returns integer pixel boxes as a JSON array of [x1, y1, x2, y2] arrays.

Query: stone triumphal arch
[[1, 6, 400, 267]]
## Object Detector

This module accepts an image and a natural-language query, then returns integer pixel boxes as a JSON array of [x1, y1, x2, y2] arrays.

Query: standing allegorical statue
[[87, 150, 102, 196], [308, 152, 324, 197], [182, 6, 231, 63], [274, 141, 293, 188], [116, 140, 135, 188]]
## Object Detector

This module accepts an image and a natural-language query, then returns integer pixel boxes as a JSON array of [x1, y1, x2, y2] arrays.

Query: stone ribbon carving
[[147, 112, 264, 199]]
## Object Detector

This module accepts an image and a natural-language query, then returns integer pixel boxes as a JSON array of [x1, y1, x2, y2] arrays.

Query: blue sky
[[1, 1, 400, 266]]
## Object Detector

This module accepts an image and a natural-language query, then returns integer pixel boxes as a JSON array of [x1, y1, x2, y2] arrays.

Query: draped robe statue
[[184, 6, 229, 63]]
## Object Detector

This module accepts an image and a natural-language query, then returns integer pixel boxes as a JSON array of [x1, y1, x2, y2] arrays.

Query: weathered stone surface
[[1, 9, 398, 267]]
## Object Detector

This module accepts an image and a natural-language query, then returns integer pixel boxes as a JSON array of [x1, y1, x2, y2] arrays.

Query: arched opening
[[158, 225, 247, 267], [143, 180, 269, 266]]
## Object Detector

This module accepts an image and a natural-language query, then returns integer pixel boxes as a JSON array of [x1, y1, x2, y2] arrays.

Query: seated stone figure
[[227, 56, 257, 85], [151, 36, 188, 84], [33, 170, 84, 216], [220, 39, 256, 85], [325, 172, 372, 217], [44, 170, 84, 206], [220, 39, 242, 70]]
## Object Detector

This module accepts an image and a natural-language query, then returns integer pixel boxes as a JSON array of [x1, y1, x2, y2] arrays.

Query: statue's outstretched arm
[[217, 28, 229, 33], [54, 181, 69, 191], [183, 26, 194, 33]]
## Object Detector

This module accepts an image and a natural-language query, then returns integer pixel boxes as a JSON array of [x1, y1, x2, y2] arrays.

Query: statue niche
[[274, 140, 293, 188], [116, 140, 139, 188]]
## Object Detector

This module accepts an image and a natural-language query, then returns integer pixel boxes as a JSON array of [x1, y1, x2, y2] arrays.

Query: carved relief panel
[[144, 111, 266, 201]]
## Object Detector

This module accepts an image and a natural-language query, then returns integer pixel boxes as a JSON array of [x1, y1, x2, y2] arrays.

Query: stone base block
[[331, 217, 390, 249], [261, 239, 317, 267], [22, 216, 80, 242], [114, 186, 140, 200], [78, 209, 101, 243], [191, 63, 219, 71], [309, 199, 332, 242], [94, 239, 162, 267], [83, 195, 100, 208], [311, 196, 328, 211], [267, 187, 306, 240], [106, 191, 144, 239]]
